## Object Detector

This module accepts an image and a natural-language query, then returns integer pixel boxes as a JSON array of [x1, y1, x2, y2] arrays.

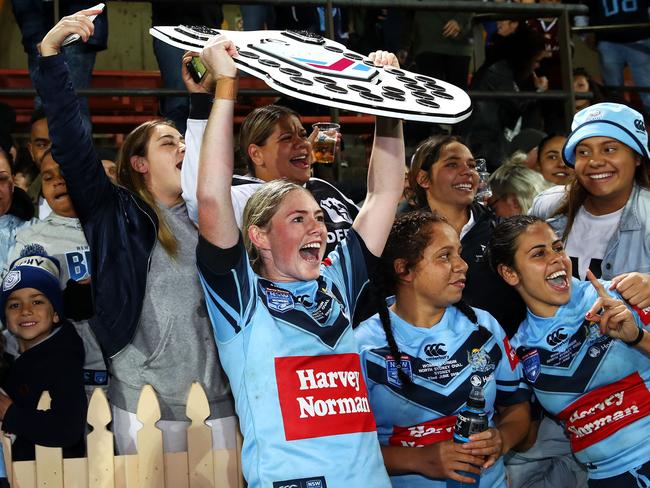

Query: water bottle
[[446, 385, 489, 488], [474, 158, 492, 205]]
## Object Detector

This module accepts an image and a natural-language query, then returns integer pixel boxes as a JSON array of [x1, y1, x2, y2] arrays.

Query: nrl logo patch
[[2, 270, 21, 291]]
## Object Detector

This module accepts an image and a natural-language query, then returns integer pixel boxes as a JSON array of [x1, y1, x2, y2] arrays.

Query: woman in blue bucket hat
[[547, 102, 650, 313]]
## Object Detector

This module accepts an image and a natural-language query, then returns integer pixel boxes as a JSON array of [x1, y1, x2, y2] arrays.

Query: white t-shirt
[[565, 206, 623, 280]]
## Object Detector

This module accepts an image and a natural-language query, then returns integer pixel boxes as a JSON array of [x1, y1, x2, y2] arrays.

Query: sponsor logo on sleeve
[[275, 354, 376, 441], [556, 372, 650, 452], [503, 337, 519, 370], [273, 476, 327, 488], [389, 415, 456, 447], [521, 349, 541, 383]]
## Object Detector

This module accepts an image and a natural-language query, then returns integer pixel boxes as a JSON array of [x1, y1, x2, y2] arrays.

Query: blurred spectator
[[487, 154, 550, 217], [0, 104, 17, 163], [12, 158, 38, 193], [151, 3, 223, 134], [526, 0, 562, 88], [26, 109, 51, 218], [464, 25, 548, 170], [240, 5, 274, 31], [10, 1, 108, 133], [583, 0, 650, 116], [536, 133, 573, 185], [404, 10, 475, 89], [573, 67, 605, 112], [0, 146, 35, 278], [508, 128, 548, 169], [97, 147, 117, 184]]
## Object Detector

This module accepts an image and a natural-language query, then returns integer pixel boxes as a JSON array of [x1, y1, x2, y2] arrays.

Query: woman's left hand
[[610, 272, 650, 309], [40, 8, 102, 56], [462, 428, 503, 468]]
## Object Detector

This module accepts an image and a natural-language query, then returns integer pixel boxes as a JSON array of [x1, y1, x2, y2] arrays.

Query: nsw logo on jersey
[[275, 354, 376, 441], [519, 348, 541, 383], [265, 286, 295, 313], [556, 372, 650, 452], [386, 355, 412, 388], [389, 415, 456, 447]]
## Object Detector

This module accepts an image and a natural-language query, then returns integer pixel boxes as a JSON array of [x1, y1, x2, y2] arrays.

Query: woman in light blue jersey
[[355, 210, 531, 487], [488, 215, 650, 487], [194, 35, 405, 487]]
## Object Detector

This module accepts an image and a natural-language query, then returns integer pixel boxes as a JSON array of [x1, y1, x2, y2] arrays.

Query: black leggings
[[589, 462, 650, 488]]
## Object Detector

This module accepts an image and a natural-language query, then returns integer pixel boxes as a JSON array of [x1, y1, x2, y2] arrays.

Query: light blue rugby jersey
[[355, 306, 529, 488], [511, 278, 650, 480], [197, 229, 391, 488]]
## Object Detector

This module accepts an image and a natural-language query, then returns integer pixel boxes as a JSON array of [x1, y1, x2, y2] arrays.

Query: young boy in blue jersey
[[193, 35, 406, 487], [489, 215, 650, 487], [0, 252, 87, 461], [355, 211, 531, 487]]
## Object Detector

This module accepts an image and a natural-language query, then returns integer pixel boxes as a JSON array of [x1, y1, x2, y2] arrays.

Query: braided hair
[[372, 211, 480, 385]]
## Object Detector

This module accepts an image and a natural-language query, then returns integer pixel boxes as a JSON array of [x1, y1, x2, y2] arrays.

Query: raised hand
[[586, 269, 640, 343], [181, 51, 216, 94], [200, 35, 238, 80], [610, 272, 650, 309], [40, 8, 103, 56], [368, 50, 400, 69]]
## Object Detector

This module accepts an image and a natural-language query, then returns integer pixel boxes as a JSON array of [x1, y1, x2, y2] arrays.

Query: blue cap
[[0, 253, 64, 327], [562, 102, 649, 167]]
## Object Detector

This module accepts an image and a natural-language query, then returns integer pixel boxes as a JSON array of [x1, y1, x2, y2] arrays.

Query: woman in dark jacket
[[406, 135, 526, 336], [33, 9, 235, 454]]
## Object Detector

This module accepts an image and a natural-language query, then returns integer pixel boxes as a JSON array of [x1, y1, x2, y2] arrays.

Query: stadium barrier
[[1, 384, 244, 488]]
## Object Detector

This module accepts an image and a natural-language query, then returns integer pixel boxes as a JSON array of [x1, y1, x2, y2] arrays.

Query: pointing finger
[[587, 269, 609, 299]]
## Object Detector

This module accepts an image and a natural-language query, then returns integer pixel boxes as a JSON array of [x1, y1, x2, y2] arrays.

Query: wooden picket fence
[[1, 383, 244, 488]]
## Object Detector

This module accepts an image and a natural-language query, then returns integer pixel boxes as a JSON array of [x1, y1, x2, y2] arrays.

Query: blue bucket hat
[[562, 102, 649, 167], [0, 253, 64, 327]]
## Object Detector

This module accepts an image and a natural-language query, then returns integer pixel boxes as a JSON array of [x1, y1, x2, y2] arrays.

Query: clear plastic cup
[[474, 158, 492, 204], [312, 122, 340, 165]]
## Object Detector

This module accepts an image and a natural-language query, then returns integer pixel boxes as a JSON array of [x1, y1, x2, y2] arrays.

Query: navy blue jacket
[[35, 54, 157, 357]]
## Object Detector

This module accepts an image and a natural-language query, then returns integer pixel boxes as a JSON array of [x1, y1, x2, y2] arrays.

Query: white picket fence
[[1, 383, 244, 487]]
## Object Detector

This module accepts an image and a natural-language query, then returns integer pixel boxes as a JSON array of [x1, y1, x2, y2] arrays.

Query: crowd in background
[[0, 1, 650, 487]]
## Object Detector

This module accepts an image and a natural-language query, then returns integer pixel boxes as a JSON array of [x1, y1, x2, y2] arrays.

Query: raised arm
[[352, 52, 405, 256], [35, 9, 112, 223], [181, 51, 216, 225], [196, 36, 240, 248]]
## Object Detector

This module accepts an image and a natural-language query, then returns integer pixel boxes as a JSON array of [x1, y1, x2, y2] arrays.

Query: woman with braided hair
[[355, 210, 531, 487]]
